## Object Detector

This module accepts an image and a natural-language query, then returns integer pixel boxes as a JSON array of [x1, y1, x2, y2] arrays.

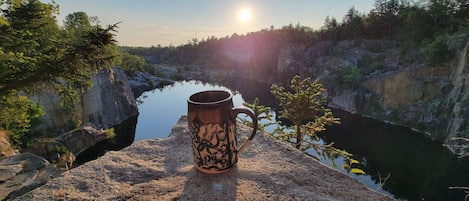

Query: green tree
[[271, 75, 340, 150], [0, 0, 118, 147], [341, 6, 364, 39], [241, 84, 363, 174], [119, 52, 147, 76], [63, 11, 98, 45], [0, 1, 118, 95], [240, 98, 275, 132]]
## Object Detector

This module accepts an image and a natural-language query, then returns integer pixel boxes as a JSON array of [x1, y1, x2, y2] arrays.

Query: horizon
[[53, 0, 376, 47]]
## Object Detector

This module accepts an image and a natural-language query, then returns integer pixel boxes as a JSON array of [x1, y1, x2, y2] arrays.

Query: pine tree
[[271, 75, 340, 150]]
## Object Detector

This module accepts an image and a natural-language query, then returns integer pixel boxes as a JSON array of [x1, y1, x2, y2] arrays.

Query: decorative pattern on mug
[[189, 119, 238, 171]]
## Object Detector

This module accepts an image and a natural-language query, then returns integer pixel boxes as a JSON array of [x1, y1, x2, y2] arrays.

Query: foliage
[[342, 158, 366, 175], [55, 144, 69, 154], [0, 91, 44, 148], [119, 52, 147, 76], [423, 33, 449, 65], [105, 128, 116, 138], [0, 0, 118, 96], [122, 0, 469, 77], [0, 0, 118, 147], [341, 66, 362, 87], [239, 98, 275, 132], [370, 61, 384, 71], [239, 77, 364, 174], [271, 75, 340, 150]]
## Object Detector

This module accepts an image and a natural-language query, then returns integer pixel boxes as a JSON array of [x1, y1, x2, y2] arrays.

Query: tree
[[119, 52, 147, 76], [364, 0, 402, 38], [341, 6, 364, 39], [240, 98, 275, 132], [240, 80, 362, 174], [271, 75, 340, 150], [0, 1, 118, 95], [0, 0, 118, 147], [63, 11, 95, 43]]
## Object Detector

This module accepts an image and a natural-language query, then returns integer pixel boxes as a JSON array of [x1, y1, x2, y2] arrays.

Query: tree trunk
[[295, 123, 302, 149]]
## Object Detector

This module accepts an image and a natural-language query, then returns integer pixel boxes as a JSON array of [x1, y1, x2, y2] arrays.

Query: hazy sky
[[53, 0, 376, 47]]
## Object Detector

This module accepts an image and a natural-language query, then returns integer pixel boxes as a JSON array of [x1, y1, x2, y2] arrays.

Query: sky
[[53, 0, 376, 47]]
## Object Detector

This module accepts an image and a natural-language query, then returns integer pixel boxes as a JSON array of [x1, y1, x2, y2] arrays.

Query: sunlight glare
[[238, 8, 251, 22]]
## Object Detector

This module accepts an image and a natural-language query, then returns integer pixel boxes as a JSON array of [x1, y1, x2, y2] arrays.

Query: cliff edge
[[15, 116, 394, 201]]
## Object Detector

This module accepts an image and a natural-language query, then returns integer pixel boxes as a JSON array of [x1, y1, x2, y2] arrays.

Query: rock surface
[[30, 67, 138, 131], [0, 153, 62, 200], [276, 38, 469, 142], [127, 71, 175, 98], [16, 116, 394, 201], [0, 131, 16, 157], [55, 123, 107, 156]]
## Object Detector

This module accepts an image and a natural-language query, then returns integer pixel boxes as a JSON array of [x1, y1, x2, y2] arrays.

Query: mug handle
[[232, 106, 258, 153]]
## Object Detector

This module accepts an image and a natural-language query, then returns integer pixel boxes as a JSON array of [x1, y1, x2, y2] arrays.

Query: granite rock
[[15, 116, 394, 201], [0, 153, 62, 200]]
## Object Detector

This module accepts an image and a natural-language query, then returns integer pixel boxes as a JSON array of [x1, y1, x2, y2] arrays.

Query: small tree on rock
[[271, 75, 340, 150]]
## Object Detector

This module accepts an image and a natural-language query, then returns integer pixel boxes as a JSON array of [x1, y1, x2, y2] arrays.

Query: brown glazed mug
[[187, 90, 258, 174]]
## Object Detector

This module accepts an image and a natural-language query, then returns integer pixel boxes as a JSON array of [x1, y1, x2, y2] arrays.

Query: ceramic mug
[[187, 90, 258, 174]]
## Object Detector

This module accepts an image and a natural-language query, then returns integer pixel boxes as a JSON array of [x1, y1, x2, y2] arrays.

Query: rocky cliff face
[[30, 67, 138, 132], [446, 34, 469, 140], [276, 37, 469, 141]]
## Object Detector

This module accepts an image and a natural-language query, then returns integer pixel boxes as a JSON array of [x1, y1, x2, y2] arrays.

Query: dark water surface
[[83, 79, 468, 201]]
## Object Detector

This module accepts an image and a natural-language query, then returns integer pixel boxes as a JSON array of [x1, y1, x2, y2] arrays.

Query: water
[[134, 79, 469, 201], [135, 80, 246, 140]]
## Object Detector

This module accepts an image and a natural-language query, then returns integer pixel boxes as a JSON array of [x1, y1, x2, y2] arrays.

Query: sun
[[238, 8, 251, 22]]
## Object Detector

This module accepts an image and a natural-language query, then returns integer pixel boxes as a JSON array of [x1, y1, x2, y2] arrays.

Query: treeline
[[125, 0, 469, 70]]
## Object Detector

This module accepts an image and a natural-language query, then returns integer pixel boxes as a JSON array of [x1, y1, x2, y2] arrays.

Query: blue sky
[[53, 0, 376, 47]]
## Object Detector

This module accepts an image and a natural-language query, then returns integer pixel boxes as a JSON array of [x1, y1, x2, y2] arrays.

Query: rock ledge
[[16, 116, 394, 201]]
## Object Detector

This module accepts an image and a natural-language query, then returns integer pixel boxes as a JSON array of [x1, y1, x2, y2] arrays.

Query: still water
[[135, 80, 246, 140], [135, 80, 468, 201]]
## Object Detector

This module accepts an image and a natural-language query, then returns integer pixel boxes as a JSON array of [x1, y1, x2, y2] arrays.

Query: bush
[[105, 128, 116, 138], [341, 66, 362, 86], [370, 61, 384, 71], [423, 33, 449, 65], [0, 92, 45, 148]]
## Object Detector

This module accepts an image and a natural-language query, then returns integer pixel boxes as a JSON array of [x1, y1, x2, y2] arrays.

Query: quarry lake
[[132, 80, 468, 200]]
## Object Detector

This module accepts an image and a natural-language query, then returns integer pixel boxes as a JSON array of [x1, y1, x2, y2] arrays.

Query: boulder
[[127, 71, 174, 98], [15, 116, 394, 201], [55, 123, 107, 156], [0, 153, 61, 200]]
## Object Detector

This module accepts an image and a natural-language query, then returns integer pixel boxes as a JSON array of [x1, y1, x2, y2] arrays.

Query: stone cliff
[[276, 37, 469, 142], [30, 67, 138, 131]]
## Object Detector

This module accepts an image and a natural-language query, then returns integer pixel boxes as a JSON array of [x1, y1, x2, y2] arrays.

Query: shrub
[[0, 92, 45, 148], [423, 33, 449, 65], [105, 128, 116, 138], [370, 61, 384, 71]]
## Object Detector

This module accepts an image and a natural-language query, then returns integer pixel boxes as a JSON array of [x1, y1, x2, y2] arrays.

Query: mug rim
[[188, 90, 233, 105]]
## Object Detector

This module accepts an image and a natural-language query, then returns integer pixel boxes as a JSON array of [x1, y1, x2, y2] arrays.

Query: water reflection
[[322, 110, 469, 201]]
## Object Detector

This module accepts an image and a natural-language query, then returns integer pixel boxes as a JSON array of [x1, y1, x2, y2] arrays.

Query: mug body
[[187, 90, 238, 174]]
